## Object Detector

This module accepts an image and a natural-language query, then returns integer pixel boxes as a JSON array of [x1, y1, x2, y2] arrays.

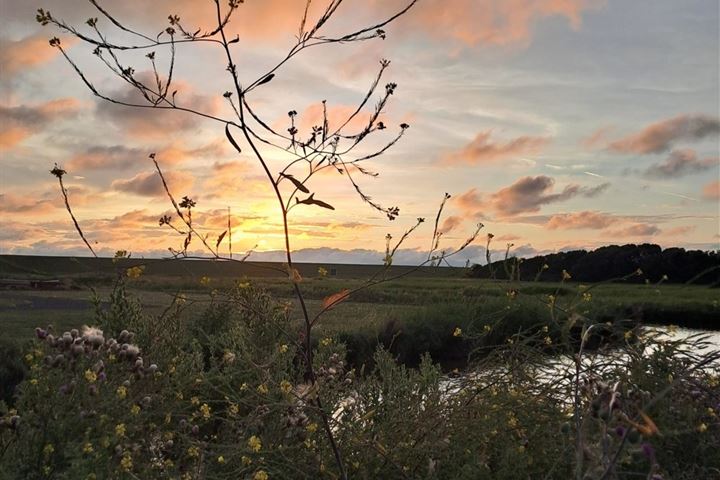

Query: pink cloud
[[440, 215, 464, 233], [644, 149, 718, 178], [607, 223, 661, 237], [702, 180, 720, 201], [607, 114, 720, 154], [441, 130, 549, 165]]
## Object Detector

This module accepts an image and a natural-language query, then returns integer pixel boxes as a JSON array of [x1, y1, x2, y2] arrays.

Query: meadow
[[2, 255, 718, 368]]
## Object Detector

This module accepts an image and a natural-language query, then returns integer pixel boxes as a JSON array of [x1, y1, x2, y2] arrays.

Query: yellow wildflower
[[624, 330, 633, 340], [280, 380, 292, 395], [187, 446, 200, 458], [84, 370, 97, 383], [126, 266, 144, 279], [199, 276, 211, 286], [278, 344, 288, 354], [115, 423, 126, 437], [320, 337, 332, 346], [544, 336, 552, 345], [190, 396, 200, 406], [120, 452, 133, 471], [116, 386, 127, 399], [130, 404, 140, 415], [217, 455, 225, 464], [542, 325, 549, 333], [582, 292, 592, 302], [241, 455, 252, 466], [83, 442, 94, 454], [257, 384, 268, 395], [248, 435, 262, 452], [698, 423, 708, 433], [453, 327, 462, 337], [253, 470, 269, 480], [43, 444, 55, 456], [306, 423, 318, 434], [25, 353, 34, 364], [483, 324, 492, 333], [228, 403, 239, 416], [199, 403, 211, 420], [29, 379, 38, 385]]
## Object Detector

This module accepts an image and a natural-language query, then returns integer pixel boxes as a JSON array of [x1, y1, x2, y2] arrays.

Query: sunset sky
[[1, 0, 718, 265]]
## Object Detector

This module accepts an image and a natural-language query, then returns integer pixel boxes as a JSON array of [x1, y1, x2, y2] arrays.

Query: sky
[[1, 0, 718, 265]]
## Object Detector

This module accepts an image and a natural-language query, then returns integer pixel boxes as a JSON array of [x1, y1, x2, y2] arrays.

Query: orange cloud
[[702, 180, 720, 201], [399, 0, 602, 47], [0, 193, 58, 216], [0, 34, 77, 74], [607, 114, 720, 154], [441, 130, 549, 165], [0, 98, 82, 150], [546, 211, 618, 230]]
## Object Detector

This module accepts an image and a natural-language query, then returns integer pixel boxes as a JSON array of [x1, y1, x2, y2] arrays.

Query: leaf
[[296, 193, 335, 210], [257, 73, 275, 86], [228, 35, 239, 44], [216, 230, 227, 248], [225, 124, 242, 154], [288, 267, 303, 283], [322, 289, 350, 310], [279, 173, 309, 193]]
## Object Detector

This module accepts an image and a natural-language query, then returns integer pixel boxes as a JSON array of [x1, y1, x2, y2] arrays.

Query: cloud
[[66, 140, 226, 171], [0, 34, 63, 75], [440, 215, 464, 233], [67, 145, 146, 171], [95, 76, 220, 138], [545, 211, 618, 230], [607, 223, 661, 237], [111, 170, 194, 197], [642, 149, 718, 178], [400, 0, 602, 48], [484, 176, 609, 216], [0, 98, 81, 150], [581, 126, 613, 149], [0, 193, 58, 216], [702, 180, 720, 201], [663, 225, 696, 237], [607, 114, 720, 154], [441, 130, 549, 165]]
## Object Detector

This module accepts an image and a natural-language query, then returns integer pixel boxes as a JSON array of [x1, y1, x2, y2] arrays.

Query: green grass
[[2, 274, 717, 348]]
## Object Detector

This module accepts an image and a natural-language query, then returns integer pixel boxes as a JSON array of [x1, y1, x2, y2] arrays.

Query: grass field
[[2, 258, 718, 365]]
